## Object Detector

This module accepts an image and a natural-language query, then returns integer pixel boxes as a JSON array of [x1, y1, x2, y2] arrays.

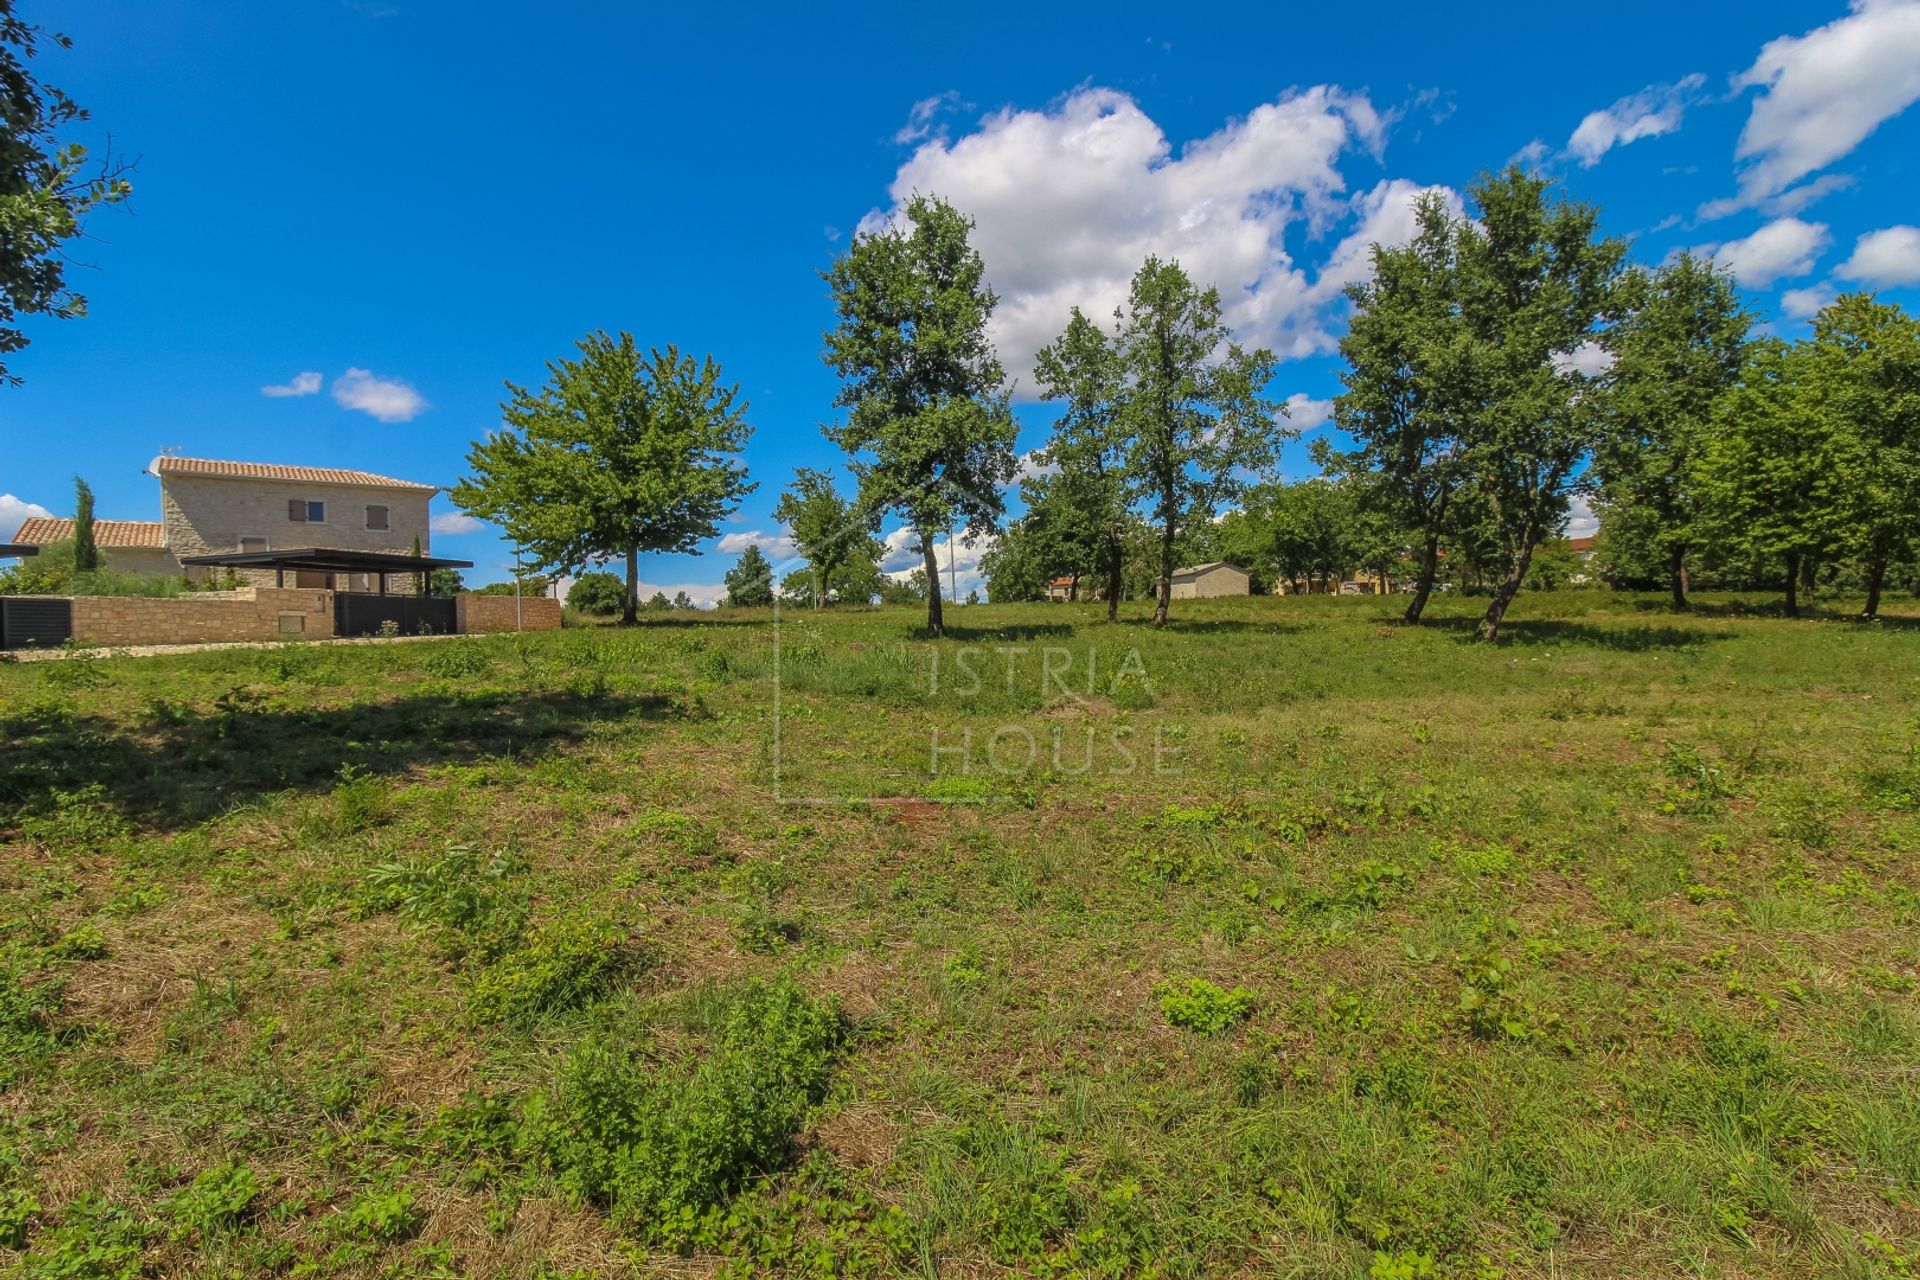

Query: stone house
[[8, 517, 181, 577], [1168, 561, 1250, 599], [8, 456, 439, 590]]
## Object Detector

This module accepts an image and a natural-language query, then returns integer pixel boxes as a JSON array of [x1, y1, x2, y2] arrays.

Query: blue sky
[[4, 0, 1918, 600]]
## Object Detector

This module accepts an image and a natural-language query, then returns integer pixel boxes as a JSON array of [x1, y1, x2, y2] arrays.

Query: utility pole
[[947, 522, 957, 605]]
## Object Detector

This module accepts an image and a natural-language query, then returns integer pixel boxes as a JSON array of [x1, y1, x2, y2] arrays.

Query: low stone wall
[[70, 587, 335, 646], [455, 593, 562, 633]]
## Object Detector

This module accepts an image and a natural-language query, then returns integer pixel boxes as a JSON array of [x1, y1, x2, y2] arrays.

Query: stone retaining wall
[[455, 593, 562, 633], [70, 587, 336, 646]]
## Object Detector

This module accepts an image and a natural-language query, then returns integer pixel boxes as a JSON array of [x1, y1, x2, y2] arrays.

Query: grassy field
[[1, 591, 1917, 1279]]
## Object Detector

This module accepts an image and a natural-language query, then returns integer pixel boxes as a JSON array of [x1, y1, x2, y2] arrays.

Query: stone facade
[[99, 545, 184, 578], [456, 593, 562, 633], [69, 587, 336, 646], [163, 473, 432, 591], [1168, 562, 1251, 600]]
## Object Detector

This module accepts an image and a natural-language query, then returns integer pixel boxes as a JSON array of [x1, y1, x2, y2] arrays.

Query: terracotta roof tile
[[152, 455, 437, 492], [12, 517, 168, 548]]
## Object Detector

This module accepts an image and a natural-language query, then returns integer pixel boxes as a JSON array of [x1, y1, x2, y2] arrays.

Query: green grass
[[0, 589, 1917, 1277]]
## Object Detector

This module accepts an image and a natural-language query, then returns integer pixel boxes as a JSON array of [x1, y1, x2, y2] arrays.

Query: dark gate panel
[[0, 597, 74, 649], [332, 593, 457, 637]]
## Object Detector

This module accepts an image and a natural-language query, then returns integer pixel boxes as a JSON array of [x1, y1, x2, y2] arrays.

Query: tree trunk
[[1105, 530, 1122, 622], [1404, 532, 1441, 624], [1864, 556, 1886, 620], [1152, 517, 1174, 626], [1668, 545, 1690, 612], [1068, 572, 1080, 603], [921, 535, 944, 637], [622, 546, 639, 625], [1784, 551, 1799, 617], [813, 565, 825, 610], [1476, 534, 1539, 642]]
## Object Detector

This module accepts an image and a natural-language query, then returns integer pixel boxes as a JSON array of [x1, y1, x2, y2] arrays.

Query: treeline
[[449, 170, 1919, 639]]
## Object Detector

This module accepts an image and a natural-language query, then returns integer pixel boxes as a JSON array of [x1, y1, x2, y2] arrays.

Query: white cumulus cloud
[[879, 525, 993, 600], [1696, 217, 1831, 286], [868, 86, 1454, 388], [1, 493, 53, 543], [1553, 342, 1616, 378], [719, 528, 800, 562], [1282, 393, 1334, 429], [430, 511, 485, 536], [332, 368, 429, 422], [1708, 0, 1920, 215], [1779, 284, 1840, 319], [1566, 75, 1705, 166], [261, 371, 322, 398], [1836, 224, 1920, 286]]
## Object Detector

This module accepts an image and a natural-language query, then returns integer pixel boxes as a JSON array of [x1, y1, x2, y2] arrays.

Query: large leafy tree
[[1331, 191, 1473, 623], [2, 3, 132, 385], [1456, 168, 1626, 641], [1111, 257, 1282, 625], [772, 468, 880, 610], [1695, 339, 1858, 616], [822, 194, 1018, 637], [1034, 307, 1130, 619], [1806, 293, 1920, 618], [723, 544, 775, 607], [452, 332, 754, 624], [1594, 252, 1750, 610]]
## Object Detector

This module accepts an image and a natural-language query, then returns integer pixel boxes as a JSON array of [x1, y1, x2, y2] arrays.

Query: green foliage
[[452, 332, 755, 622], [47, 921, 105, 960], [338, 1186, 420, 1242], [0, 8, 133, 385], [466, 912, 641, 1024], [566, 570, 628, 616], [14, 1195, 148, 1279], [722, 543, 775, 607], [421, 640, 492, 678], [1156, 978, 1255, 1033], [822, 194, 1017, 636], [772, 469, 880, 608], [70, 476, 96, 572], [533, 976, 842, 1235], [161, 1162, 258, 1238]]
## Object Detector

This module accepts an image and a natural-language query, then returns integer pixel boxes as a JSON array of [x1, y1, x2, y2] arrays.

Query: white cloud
[[1710, 0, 1920, 215], [719, 528, 800, 561], [332, 368, 429, 422], [867, 86, 1454, 387], [896, 90, 961, 144], [1553, 342, 1615, 378], [430, 511, 485, 536], [1565, 75, 1705, 166], [636, 580, 728, 609], [1282, 392, 1334, 429], [1012, 450, 1059, 485], [1, 493, 53, 542], [1696, 217, 1831, 286], [1780, 284, 1840, 319], [1836, 224, 1920, 286], [879, 525, 993, 600], [1565, 494, 1600, 540], [261, 371, 322, 398]]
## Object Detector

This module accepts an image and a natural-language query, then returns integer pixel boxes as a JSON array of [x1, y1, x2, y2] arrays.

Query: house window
[[287, 499, 325, 524], [239, 536, 268, 553], [365, 504, 390, 531]]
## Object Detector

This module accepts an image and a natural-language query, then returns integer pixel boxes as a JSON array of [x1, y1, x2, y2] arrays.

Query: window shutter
[[288, 499, 307, 522]]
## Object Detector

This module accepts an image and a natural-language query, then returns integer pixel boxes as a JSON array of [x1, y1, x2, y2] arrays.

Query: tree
[[427, 567, 464, 596], [1695, 339, 1857, 616], [723, 544, 775, 607], [1330, 191, 1473, 623], [773, 468, 878, 610], [1594, 252, 1750, 610], [452, 332, 754, 625], [71, 475, 97, 571], [1035, 308, 1131, 618], [1456, 168, 1626, 641], [567, 570, 627, 615], [1109, 257, 1282, 625], [822, 194, 1018, 637], [1805, 293, 1920, 618], [1, 4, 132, 386]]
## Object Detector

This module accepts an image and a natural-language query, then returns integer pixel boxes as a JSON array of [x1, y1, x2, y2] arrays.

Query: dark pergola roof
[[178, 547, 473, 572], [0, 544, 39, 558]]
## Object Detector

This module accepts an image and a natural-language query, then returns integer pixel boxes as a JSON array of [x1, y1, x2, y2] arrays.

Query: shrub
[[49, 923, 107, 961], [467, 913, 643, 1024], [568, 571, 628, 616], [338, 1187, 420, 1242], [1157, 978, 1255, 1034], [423, 641, 492, 679], [533, 976, 842, 1234]]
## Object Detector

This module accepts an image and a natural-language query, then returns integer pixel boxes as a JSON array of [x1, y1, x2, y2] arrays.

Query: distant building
[[1045, 575, 1076, 603], [1569, 536, 1597, 561], [1168, 561, 1250, 599], [9, 518, 179, 577]]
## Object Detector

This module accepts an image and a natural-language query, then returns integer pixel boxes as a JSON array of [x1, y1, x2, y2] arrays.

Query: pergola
[[177, 547, 473, 591], [0, 544, 39, 559]]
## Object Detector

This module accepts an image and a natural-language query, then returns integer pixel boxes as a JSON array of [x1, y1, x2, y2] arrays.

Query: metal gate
[[0, 597, 74, 650], [332, 593, 457, 638]]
